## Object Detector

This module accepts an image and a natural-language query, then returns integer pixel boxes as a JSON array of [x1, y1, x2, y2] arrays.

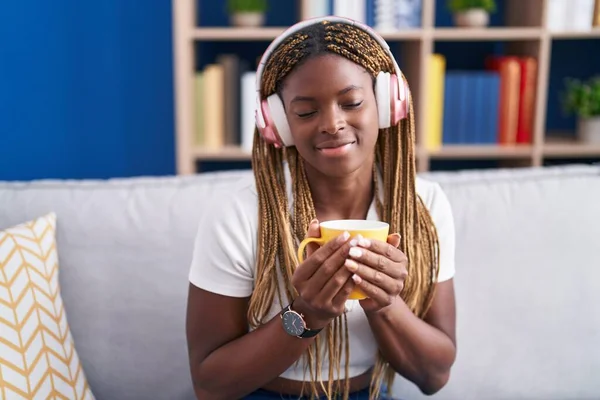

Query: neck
[[304, 161, 376, 222]]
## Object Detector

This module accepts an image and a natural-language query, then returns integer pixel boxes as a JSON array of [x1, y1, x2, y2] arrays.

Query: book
[[202, 64, 225, 149], [486, 57, 522, 144], [426, 53, 445, 150]]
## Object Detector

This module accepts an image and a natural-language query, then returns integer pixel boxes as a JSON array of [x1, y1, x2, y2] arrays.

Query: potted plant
[[227, 0, 268, 28], [448, 0, 496, 28], [563, 76, 600, 144]]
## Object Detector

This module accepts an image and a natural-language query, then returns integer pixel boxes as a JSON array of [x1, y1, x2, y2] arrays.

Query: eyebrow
[[290, 85, 363, 103]]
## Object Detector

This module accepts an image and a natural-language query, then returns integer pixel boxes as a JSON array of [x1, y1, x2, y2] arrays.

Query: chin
[[307, 155, 367, 179], [320, 164, 359, 178]]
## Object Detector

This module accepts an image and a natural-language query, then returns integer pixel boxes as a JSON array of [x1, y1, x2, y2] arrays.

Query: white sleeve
[[188, 188, 256, 297], [428, 183, 456, 283]]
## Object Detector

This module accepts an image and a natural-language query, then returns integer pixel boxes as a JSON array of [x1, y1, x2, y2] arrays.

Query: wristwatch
[[280, 302, 322, 338]]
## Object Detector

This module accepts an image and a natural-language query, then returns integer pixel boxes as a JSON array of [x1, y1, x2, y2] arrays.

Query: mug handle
[[297, 237, 326, 263]]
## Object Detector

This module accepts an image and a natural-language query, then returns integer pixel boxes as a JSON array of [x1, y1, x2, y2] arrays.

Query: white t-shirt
[[188, 168, 456, 381]]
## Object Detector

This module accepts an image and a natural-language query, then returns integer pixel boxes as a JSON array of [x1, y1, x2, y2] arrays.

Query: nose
[[318, 105, 345, 135]]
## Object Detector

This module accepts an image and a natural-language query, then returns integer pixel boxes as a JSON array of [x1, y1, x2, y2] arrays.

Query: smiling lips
[[316, 140, 356, 156]]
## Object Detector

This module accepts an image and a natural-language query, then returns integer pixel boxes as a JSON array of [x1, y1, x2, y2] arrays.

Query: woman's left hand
[[344, 233, 408, 313]]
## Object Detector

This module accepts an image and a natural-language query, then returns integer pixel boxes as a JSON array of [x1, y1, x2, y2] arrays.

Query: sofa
[[0, 164, 599, 400]]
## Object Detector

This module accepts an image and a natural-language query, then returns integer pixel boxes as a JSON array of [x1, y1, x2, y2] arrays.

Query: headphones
[[254, 16, 411, 148]]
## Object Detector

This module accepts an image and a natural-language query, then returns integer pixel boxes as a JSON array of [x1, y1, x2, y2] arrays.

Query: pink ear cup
[[257, 99, 284, 148], [389, 74, 409, 126]]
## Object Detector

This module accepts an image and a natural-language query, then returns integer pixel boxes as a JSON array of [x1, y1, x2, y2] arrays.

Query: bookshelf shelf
[[427, 145, 534, 159], [190, 27, 554, 43], [433, 27, 543, 41], [191, 143, 600, 161], [173, 0, 600, 174], [543, 143, 600, 157], [193, 146, 251, 161], [192, 27, 288, 40], [191, 28, 427, 42], [379, 30, 425, 40], [549, 28, 600, 39]]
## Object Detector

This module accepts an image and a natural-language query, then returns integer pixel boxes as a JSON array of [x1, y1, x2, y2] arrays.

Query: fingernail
[[349, 247, 362, 258], [345, 259, 358, 272], [392, 233, 401, 240], [310, 218, 319, 225], [338, 231, 350, 244], [358, 237, 371, 248], [350, 234, 362, 247], [352, 274, 362, 284]]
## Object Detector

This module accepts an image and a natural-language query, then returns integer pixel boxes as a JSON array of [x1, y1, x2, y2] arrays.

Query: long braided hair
[[249, 20, 440, 400]]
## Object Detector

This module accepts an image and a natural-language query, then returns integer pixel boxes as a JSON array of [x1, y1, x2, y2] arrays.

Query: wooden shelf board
[[549, 28, 600, 39], [543, 143, 600, 157], [433, 27, 542, 41], [192, 27, 425, 41], [192, 27, 287, 40], [379, 30, 424, 40], [192, 144, 600, 161], [191, 27, 550, 42], [427, 145, 534, 159], [193, 146, 251, 160], [194, 145, 541, 160]]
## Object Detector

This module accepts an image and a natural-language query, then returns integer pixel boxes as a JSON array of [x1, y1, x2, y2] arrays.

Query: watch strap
[[297, 327, 321, 338]]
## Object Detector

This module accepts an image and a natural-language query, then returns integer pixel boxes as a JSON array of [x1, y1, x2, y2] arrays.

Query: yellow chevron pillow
[[0, 213, 94, 399]]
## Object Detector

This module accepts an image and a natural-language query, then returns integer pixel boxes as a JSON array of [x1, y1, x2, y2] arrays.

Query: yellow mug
[[297, 219, 390, 300]]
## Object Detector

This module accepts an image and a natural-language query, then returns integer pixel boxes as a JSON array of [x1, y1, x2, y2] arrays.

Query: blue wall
[[0, 0, 174, 181], [0, 0, 598, 180]]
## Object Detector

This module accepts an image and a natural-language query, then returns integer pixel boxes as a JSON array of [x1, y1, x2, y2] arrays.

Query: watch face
[[282, 311, 305, 336]]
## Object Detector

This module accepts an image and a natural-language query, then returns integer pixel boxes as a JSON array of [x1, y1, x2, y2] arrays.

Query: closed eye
[[296, 111, 316, 118], [344, 101, 363, 109]]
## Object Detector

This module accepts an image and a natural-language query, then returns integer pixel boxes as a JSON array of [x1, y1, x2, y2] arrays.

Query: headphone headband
[[255, 16, 404, 99]]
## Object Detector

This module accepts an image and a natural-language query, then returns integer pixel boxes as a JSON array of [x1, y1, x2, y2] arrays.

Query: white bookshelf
[[173, 0, 600, 174]]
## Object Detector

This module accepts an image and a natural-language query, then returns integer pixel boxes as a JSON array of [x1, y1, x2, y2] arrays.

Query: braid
[[250, 20, 440, 400]]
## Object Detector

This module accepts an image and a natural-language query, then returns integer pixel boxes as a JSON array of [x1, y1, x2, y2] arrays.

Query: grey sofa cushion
[[392, 164, 600, 399], [0, 170, 250, 400]]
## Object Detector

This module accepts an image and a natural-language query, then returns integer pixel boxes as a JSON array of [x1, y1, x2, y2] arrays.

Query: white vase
[[577, 116, 600, 144], [453, 8, 490, 28], [230, 12, 265, 28]]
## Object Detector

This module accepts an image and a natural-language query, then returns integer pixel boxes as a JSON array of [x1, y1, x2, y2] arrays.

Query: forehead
[[280, 54, 372, 95]]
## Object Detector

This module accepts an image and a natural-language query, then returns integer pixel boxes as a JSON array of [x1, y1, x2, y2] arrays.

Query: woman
[[186, 16, 456, 400]]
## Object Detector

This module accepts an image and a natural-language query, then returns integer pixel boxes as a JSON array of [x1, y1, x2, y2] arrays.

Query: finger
[[347, 246, 402, 279], [344, 259, 403, 295], [305, 219, 321, 258], [350, 273, 397, 306], [295, 230, 351, 284], [331, 276, 356, 308], [310, 233, 358, 285], [301, 234, 357, 298], [355, 235, 406, 264], [318, 259, 354, 305], [387, 233, 401, 248]]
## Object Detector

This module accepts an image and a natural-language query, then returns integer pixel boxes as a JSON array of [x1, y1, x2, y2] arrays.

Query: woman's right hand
[[291, 219, 357, 330]]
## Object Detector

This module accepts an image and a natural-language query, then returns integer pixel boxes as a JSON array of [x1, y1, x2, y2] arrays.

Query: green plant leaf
[[562, 76, 600, 118], [447, 0, 497, 12], [227, 0, 268, 13]]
